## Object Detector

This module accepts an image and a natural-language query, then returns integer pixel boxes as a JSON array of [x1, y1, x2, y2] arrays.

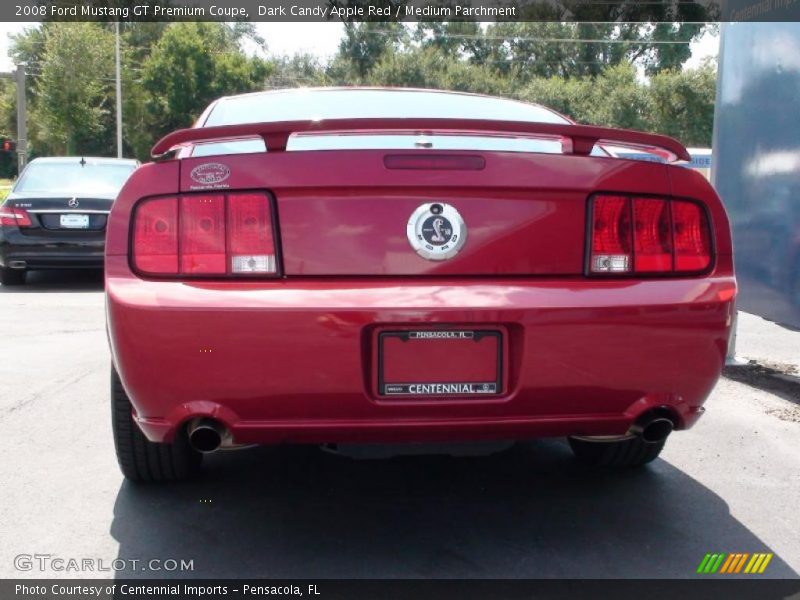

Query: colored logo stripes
[[697, 553, 773, 574]]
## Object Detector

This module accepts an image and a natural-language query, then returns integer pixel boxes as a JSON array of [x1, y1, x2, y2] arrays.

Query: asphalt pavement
[[0, 270, 798, 579]]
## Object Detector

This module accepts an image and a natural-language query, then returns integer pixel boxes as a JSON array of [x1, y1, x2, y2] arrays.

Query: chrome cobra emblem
[[430, 218, 446, 243], [68, 198, 79, 208], [406, 203, 467, 261]]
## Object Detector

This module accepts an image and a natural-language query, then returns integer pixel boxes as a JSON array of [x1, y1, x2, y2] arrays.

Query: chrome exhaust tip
[[628, 416, 674, 444], [187, 419, 227, 453], [8, 261, 26, 269]]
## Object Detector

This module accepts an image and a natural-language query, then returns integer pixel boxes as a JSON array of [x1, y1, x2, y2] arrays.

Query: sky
[[0, 22, 346, 72], [0, 21, 717, 73]]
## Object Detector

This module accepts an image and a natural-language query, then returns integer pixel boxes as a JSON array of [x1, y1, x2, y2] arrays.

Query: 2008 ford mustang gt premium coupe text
[[105, 88, 736, 482]]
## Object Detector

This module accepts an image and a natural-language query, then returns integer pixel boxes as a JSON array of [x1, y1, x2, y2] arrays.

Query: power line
[[22, 72, 143, 83], [367, 29, 698, 44]]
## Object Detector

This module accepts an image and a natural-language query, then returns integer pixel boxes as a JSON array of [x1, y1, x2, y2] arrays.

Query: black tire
[[568, 436, 666, 467], [0, 267, 25, 286], [111, 366, 201, 482]]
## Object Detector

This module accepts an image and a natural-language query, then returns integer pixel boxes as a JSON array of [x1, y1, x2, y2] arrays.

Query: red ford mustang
[[106, 88, 736, 482]]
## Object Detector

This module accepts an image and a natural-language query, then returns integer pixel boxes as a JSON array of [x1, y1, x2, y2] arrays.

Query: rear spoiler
[[151, 118, 691, 163]]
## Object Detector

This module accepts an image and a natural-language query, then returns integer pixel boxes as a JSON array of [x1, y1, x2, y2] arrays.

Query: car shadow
[[0, 269, 104, 293], [109, 440, 797, 579]]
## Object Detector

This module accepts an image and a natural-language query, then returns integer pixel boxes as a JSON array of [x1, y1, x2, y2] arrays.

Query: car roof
[[27, 156, 139, 166], [215, 86, 552, 105], [201, 87, 571, 127]]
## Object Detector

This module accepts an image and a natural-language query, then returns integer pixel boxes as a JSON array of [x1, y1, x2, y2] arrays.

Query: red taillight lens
[[672, 199, 711, 272], [0, 207, 32, 228], [590, 195, 711, 275], [133, 197, 179, 274], [591, 195, 632, 273], [179, 195, 226, 275], [228, 193, 277, 274], [633, 198, 672, 272], [132, 192, 277, 277]]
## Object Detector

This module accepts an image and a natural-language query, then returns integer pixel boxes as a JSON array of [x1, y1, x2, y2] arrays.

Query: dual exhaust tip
[[187, 418, 227, 453], [628, 414, 674, 444]]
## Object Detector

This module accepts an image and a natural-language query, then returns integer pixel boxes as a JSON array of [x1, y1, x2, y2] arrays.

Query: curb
[[723, 360, 800, 405]]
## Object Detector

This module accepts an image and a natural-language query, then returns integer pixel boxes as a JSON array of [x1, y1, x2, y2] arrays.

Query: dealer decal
[[409, 331, 474, 339], [189, 162, 230, 188], [384, 383, 497, 395]]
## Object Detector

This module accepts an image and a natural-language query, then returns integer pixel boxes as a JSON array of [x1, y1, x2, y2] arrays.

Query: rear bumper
[[105, 256, 736, 445], [0, 228, 105, 269]]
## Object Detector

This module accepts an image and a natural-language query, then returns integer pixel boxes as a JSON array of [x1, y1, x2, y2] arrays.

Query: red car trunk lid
[[178, 149, 671, 276]]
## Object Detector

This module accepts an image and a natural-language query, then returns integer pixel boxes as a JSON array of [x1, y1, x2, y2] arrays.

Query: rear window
[[15, 161, 137, 195], [194, 89, 608, 158], [203, 89, 570, 127]]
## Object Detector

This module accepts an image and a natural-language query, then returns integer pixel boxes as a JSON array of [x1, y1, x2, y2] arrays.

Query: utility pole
[[115, 22, 122, 158], [15, 64, 27, 172]]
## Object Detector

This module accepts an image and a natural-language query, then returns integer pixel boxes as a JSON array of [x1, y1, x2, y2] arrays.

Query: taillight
[[633, 198, 672, 272], [227, 193, 277, 274], [0, 207, 32, 228], [133, 197, 179, 274], [672, 200, 711, 272], [590, 194, 711, 275], [179, 195, 226, 275], [132, 192, 278, 277], [591, 195, 631, 273]]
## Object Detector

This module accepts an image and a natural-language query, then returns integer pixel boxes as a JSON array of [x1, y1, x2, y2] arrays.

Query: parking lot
[[1, 271, 798, 579]]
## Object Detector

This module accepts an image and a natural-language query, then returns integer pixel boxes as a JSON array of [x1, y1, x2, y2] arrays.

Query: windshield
[[14, 161, 137, 195], [203, 89, 570, 127]]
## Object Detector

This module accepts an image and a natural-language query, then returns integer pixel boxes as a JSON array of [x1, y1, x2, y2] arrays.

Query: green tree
[[516, 75, 585, 120], [484, 22, 592, 79], [646, 62, 717, 146], [576, 62, 647, 130], [414, 21, 490, 63], [331, 22, 408, 81], [2, 19, 718, 163], [518, 62, 716, 145], [519, 64, 650, 129], [36, 23, 116, 155], [0, 79, 18, 178], [482, 22, 710, 80], [0, 79, 16, 141], [265, 54, 330, 89], [140, 22, 270, 140], [366, 46, 510, 96]]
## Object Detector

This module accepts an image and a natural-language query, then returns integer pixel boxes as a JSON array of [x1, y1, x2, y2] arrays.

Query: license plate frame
[[376, 328, 504, 398], [59, 214, 90, 229]]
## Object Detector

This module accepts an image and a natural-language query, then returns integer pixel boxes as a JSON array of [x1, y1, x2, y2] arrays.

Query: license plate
[[378, 329, 503, 397], [60, 214, 90, 229]]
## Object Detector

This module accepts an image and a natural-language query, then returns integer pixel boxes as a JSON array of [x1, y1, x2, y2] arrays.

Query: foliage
[[366, 47, 512, 96], [140, 23, 270, 151], [36, 23, 116, 155], [4, 22, 269, 161], [0, 20, 718, 163], [0, 80, 17, 178], [0, 180, 11, 202], [265, 54, 331, 89], [519, 62, 716, 146], [332, 22, 408, 81], [647, 62, 717, 146]]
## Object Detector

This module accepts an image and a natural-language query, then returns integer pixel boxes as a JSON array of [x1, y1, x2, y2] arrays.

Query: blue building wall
[[713, 22, 800, 328]]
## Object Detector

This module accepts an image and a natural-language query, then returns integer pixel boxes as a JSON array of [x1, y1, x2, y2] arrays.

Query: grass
[[0, 178, 13, 202]]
